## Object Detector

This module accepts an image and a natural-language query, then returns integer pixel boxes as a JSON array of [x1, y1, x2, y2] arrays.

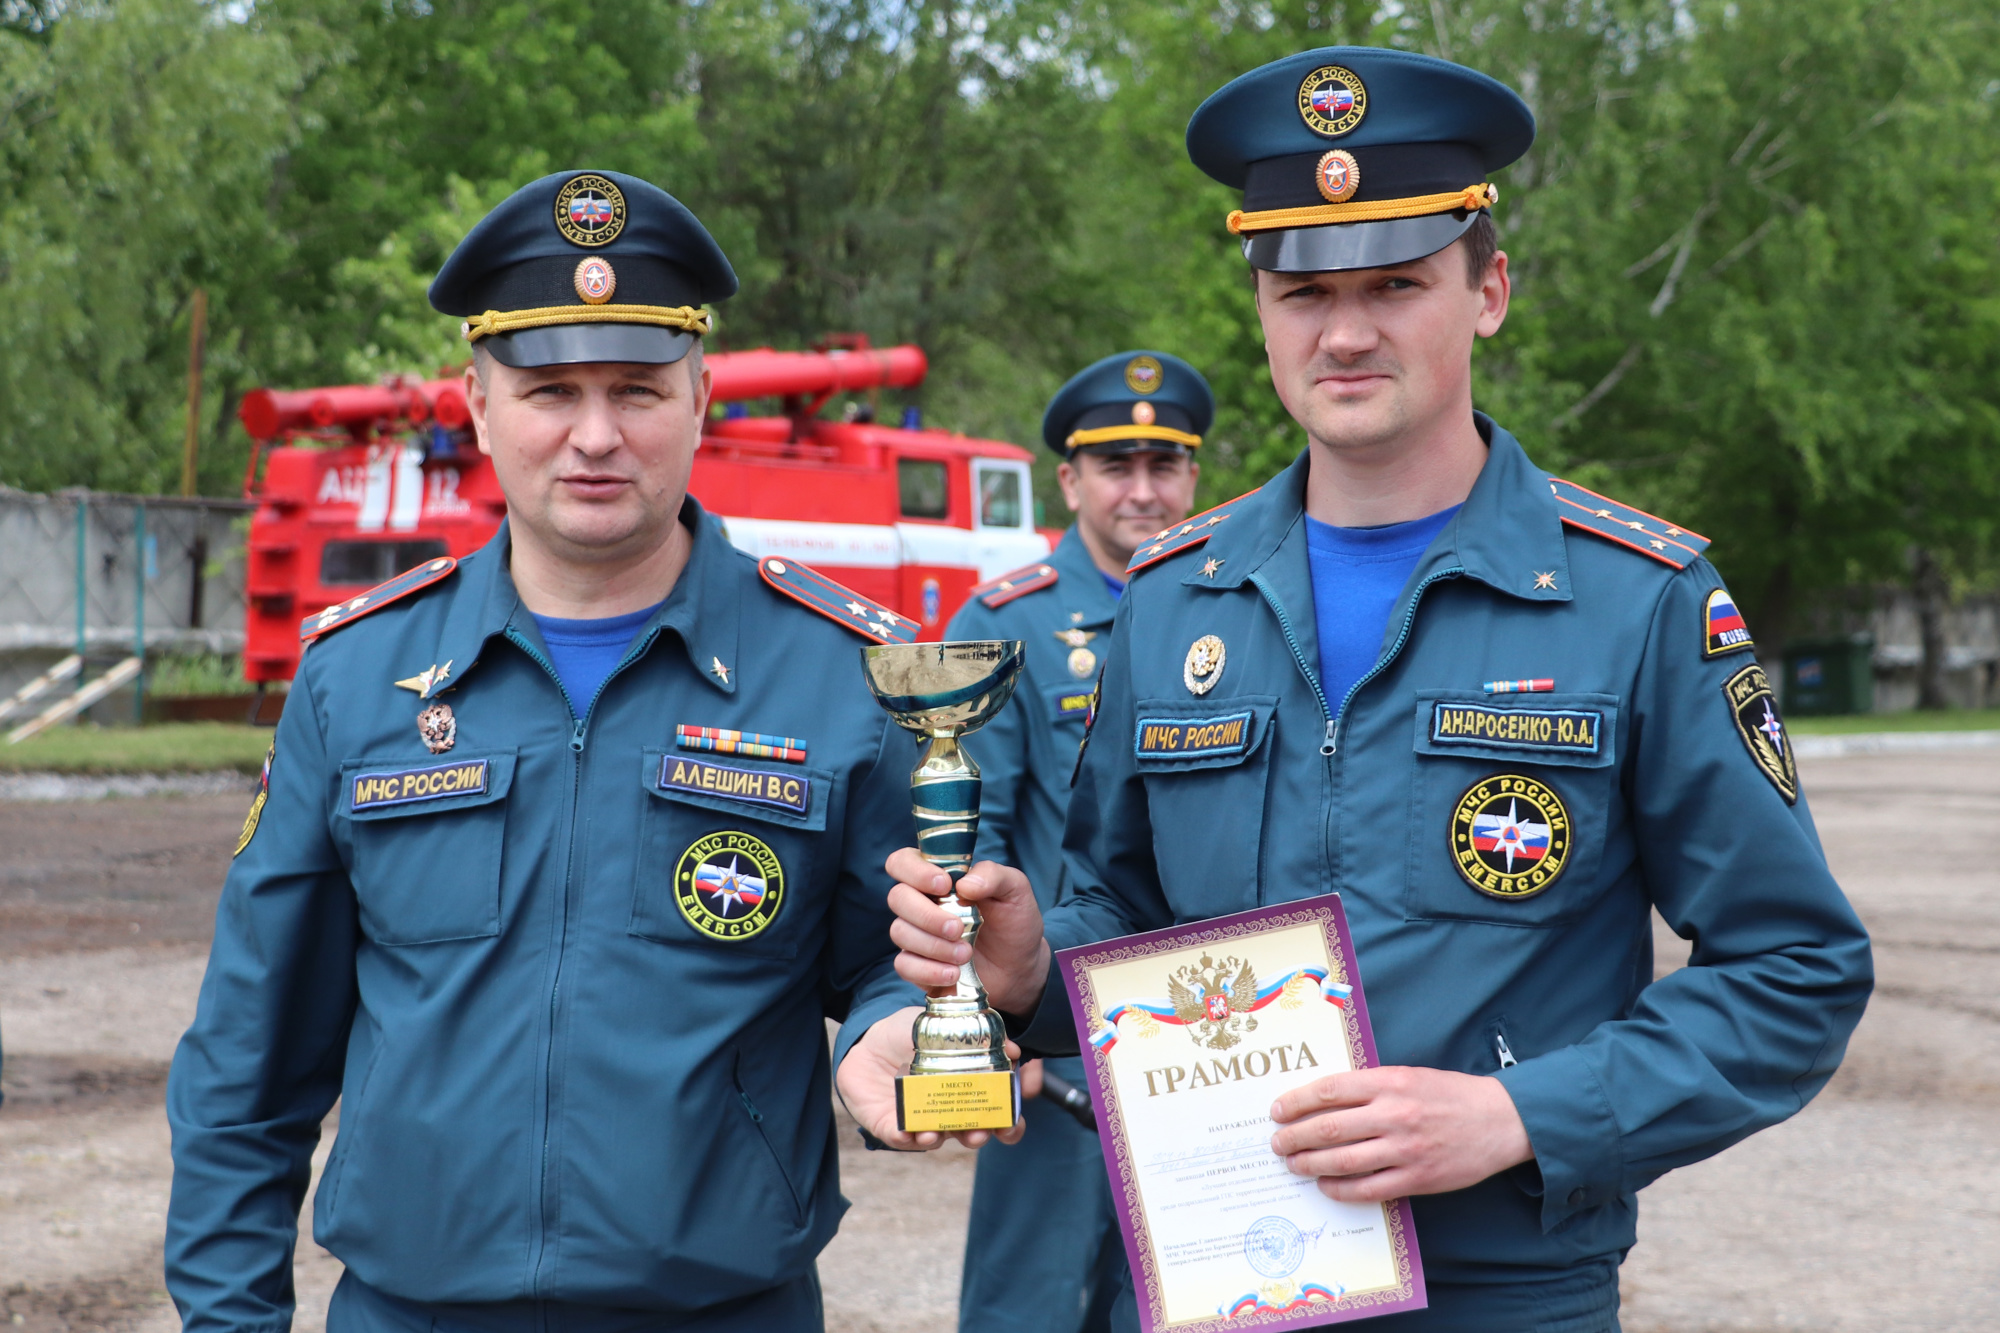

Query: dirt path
[[2, 755, 1995, 1331]]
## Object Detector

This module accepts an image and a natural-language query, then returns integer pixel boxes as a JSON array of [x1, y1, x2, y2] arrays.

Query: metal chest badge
[[417, 701, 457, 755], [1298, 65, 1367, 137], [1056, 628, 1100, 679], [1723, 663, 1797, 803], [1183, 634, 1226, 696], [1450, 774, 1573, 899]]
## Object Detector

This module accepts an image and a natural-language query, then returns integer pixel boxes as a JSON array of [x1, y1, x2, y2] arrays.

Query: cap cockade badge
[[1184, 634, 1226, 696], [554, 173, 627, 247], [1298, 65, 1367, 137], [574, 257, 617, 304], [1316, 149, 1361, 203]]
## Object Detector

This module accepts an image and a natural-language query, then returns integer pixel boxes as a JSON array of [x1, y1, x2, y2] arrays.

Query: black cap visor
[[1243, 210, 1477, 274], [482, 323, 698, 368]]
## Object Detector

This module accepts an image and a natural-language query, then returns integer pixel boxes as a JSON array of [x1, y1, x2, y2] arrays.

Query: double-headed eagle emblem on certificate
[[1167, 954, 1260, 1050]]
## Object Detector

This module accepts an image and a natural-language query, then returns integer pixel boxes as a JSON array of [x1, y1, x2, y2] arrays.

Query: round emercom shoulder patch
[[554, 173, 627, 247], [676, 830, 786, 940], [1449, 774, 1572, 899]]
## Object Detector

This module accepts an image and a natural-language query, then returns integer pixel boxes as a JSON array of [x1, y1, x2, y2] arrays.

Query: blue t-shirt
[[1304, 505, 1460, 712], [529, 601, 664, 717], [1103, 571, 1127, 601]]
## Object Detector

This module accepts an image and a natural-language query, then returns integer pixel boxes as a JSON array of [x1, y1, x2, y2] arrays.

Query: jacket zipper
[[1495, 1031, 1518, 1068], [1328, 566, 1464, 752], [504, 621, 664, 1292], [1250, 572, 1336, 754]]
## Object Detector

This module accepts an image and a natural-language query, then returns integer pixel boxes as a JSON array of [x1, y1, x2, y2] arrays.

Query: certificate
[[1055, 894, 1425, 1329]]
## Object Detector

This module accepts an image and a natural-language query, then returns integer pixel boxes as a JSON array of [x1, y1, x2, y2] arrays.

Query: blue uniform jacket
[[166, 501, 921, 1327], [1019, 421, 1872, 1282], [947, 527, 1121, 908]]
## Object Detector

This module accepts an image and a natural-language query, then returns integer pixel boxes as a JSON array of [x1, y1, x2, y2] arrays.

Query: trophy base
[[895, 1069, 1020, 1133]]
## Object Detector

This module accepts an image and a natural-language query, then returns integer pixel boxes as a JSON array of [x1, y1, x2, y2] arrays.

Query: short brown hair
[[1460, 211, 1498, 288]]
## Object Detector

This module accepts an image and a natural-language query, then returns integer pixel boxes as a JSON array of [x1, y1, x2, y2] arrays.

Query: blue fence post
[[74, 494, 87, 714], [134, 502, 147, 725]]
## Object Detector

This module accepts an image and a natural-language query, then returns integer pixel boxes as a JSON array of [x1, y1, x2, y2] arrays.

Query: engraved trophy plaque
[[860, 639, 1027, 1133]]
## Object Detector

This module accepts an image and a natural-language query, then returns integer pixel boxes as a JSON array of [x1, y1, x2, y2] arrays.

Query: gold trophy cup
[[861, 639, 1027, 1133]]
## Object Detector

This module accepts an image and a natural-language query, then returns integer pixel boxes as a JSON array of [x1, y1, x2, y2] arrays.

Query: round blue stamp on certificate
[[1244, 1215, 1304, 1278]]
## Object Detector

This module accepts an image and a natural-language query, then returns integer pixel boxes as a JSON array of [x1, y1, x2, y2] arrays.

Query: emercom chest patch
[[659, 755, 811, 816], [1056, 689, 1094, 717], [1135, 710, 1254, 759], [1430, 702, 1602, 756], [351, 759, 489, 811]]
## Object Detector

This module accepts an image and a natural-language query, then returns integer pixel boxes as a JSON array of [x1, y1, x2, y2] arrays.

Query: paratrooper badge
[[394, 661, 453, 699], [1723, 663, 1797, 803], [1450, 774, 1572, 899]]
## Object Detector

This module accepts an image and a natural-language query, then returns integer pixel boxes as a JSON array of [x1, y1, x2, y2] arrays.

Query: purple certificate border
[[1054, 893, 1427, 1331]]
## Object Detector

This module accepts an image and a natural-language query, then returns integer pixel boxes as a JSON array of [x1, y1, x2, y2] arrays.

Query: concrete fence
[[0, 487, 251, 705]]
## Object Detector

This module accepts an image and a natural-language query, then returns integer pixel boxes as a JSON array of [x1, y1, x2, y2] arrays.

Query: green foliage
[[0, 0, 1994, 641], [145, 652, 252, 697]]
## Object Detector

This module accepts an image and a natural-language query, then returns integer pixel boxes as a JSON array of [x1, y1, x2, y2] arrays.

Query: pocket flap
[[1413, 692, 1619, 768], [645, 750, 831, 831], [341, 751, 517, 820], [1131, 695, 1277, 771]]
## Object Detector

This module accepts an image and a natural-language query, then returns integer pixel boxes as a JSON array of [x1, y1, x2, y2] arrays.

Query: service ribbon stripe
[[675, 725, 808, 763], [1220, 1284, 1345, 1317], [1484, 678, 1555, 694]]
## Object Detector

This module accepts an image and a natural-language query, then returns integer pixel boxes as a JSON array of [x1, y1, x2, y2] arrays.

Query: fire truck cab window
[[322, 539, 450, 587], [899, 459, 949, 519], [973, 461, 1029, 530]]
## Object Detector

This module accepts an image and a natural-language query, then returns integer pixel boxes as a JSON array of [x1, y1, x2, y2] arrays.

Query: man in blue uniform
[[874, 50, 1873, 1331], [949, 352, 1211, 1333], [165, 170, 1008, 1333]]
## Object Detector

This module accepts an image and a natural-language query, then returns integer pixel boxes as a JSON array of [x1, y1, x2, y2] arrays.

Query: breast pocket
[[340, 751, 516, 945], [1133, 695, 1277, 920], [629, 750, 833, 961], [1404, 691, 1620, 926]]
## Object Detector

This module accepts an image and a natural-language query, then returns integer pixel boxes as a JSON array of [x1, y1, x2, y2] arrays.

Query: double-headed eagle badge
[[1167, 953, 1260, 1050]]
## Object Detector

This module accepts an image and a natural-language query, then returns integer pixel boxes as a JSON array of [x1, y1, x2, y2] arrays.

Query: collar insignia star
[[1532, 572, 1557, 591], [394, 659, 453, 698], [711, 657, 731, 684], [1070, 611, 1084, 624], [843, 600, 868, 617], [1200, 558, 1224, 578]]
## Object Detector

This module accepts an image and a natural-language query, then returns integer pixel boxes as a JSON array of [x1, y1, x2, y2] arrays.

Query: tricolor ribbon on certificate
[[1089, 967, 1353, 1054]]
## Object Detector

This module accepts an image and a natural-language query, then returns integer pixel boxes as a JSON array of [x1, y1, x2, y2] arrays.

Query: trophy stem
[[908, 731, 1011, 1077]]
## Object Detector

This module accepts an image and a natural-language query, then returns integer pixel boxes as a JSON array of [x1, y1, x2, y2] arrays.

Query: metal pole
[[180, 288, 208, 497], [134, 502, 147, 725], [74, 494, 87, 711]]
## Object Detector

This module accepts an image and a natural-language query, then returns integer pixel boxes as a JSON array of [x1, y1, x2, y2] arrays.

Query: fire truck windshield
[[322, 538, 451, 587]]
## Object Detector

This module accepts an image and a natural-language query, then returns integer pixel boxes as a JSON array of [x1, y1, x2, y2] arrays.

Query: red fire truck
[[236, 342, 1053, 682]]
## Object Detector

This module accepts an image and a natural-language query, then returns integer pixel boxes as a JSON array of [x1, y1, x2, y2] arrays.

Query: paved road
[[1, 752, 1994, 1331]]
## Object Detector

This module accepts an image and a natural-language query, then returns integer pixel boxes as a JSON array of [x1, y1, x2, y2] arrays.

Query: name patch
[[659, 755, 810, 816], [351, 759, 489, 811], [1430, 703, 1601, 755], [1135, 711, 1254, 759], [1057, 690, 1094, 716]]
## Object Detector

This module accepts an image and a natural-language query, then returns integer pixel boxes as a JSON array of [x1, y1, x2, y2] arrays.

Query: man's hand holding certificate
[[885, 851, 1533, 1329]]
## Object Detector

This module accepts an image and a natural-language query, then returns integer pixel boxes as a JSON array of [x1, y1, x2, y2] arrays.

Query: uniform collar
[[1186, 414, 1570, 604], [1049, 526, 1123, 629], [432, 495, 743, 695]]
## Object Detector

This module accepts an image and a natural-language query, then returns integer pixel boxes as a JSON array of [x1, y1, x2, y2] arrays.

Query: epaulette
[[300, 556, 458, 643], [970, 561, 1057, 609], [1125, 489, 1258, 576], [1549, 479, 1711, 570], [758, 557, 919, 645]]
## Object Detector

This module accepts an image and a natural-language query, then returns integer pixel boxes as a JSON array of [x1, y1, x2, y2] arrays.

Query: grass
[[0, 722, 272, 773], [145, 652, 257, 698], [1787, 707, 2000, 735]]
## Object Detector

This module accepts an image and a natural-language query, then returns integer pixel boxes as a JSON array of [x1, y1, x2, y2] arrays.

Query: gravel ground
[[1, 752, 1995, 1331]]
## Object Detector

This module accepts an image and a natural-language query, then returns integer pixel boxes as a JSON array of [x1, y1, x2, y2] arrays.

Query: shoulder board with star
[[970, 561, 1058, 609], [300, 556, 459, 644], [1125, 489, 1258, 577], [1548, 479, 1711, 570], [757, 557, 918, 645]]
